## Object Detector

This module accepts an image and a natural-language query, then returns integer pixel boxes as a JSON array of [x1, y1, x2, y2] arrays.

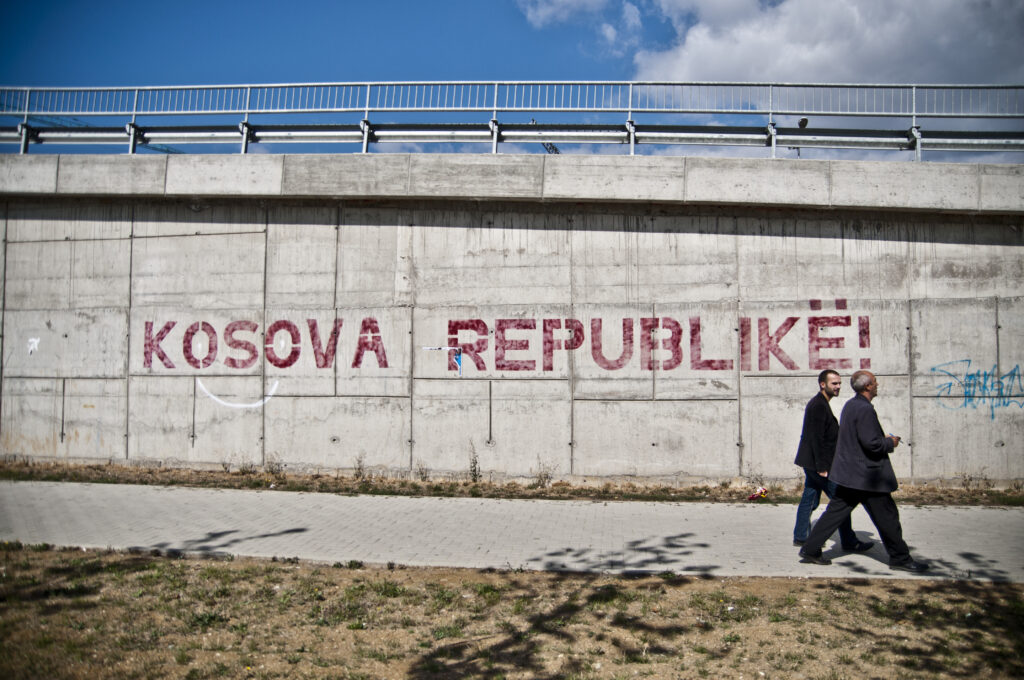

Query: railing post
[[239, 121, 252, 154], [360, 119, 372, 154], [128, 89, 140, 154], [911, 85, 917, 129], [19, 87, 30, 153], [490, 118, 499, 154], [909, 125, 922, 162], [17, 123, 31, 154], [627, 119, 635, 156], [126, 123, 139, 154]]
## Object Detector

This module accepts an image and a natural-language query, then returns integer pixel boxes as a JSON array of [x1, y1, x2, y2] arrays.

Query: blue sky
[[2, 1, 1022, 160], [4, 0, 1021, 87], [0, 1, 641, 86]]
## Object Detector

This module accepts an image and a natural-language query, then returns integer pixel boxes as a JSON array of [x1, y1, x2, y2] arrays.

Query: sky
[[1, 0, 1022, 159]]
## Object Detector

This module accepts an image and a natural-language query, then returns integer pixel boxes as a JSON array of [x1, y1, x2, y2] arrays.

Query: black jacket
[[829, 393, 898, 493], [793, 392, 839, 472]]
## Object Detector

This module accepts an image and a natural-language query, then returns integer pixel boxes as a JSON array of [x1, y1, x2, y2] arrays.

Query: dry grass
[[1, 542, 1021, 679], [2, 459, 1022, 507]]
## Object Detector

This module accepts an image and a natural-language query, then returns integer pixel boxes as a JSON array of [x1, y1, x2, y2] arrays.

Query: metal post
[[767, 122, 777, 159], [17, 123, 31, 154], [126, 123, 139, 154], [19, 88, 30, 154], [627, 119, 635, 156], [490, 119, 499, 154], [911, 85, 917, 129], [360, 119, 371, 153], [239, 121, 252, 154], [909, 126, 922, 162]]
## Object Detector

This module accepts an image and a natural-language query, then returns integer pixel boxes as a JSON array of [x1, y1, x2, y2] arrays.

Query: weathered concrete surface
[[3, 481, 1023, 582], [57, 155, 166, 195], [1, 154, 1022, 485], [6, 154, 1023, 214]]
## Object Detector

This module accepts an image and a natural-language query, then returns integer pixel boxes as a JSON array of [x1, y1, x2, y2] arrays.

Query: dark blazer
[[793, 392, 839, 472], [829, 393, 898, 493]]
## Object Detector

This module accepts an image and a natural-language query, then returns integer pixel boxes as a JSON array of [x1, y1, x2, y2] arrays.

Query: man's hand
[[889, 435, 901, 448], [818, 471, 828, 477]]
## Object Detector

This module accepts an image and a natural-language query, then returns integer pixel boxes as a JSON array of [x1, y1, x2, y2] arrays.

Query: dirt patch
[[2, 460, 1022, 507], [1, 543, 1021, 679]]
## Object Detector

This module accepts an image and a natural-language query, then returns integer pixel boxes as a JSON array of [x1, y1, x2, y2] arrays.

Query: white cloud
[[600, 23, 618, 44], [622, 2, 642, 30], [635, 0, 1024, 83], [517, 0, 609, 28], [652, 0, 762, 32]]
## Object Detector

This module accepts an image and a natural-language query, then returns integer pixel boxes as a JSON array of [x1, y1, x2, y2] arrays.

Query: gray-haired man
[[798, 370, 928, 573]]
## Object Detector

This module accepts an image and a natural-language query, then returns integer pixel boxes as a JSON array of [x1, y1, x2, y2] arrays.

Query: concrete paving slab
[[1, 481, 1020, 582]]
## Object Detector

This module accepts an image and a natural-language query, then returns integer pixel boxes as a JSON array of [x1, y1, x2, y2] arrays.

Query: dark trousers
[[793, 468, 858, 546], [803, 484, 912, 565]]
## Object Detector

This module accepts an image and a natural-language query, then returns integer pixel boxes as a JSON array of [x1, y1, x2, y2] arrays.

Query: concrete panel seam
[[55, 156, 65, 196], [539, 155, 546, 200], [975, 164, 982, 213], [827, 160, 834, 208]]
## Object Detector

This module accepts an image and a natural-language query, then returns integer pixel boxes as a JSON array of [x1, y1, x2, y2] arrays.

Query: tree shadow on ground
[[141, 526, 308, 557], [406, 532, 717, 678], [527, 532, 719, 576], [406, 571, 695, 679], [1, 551, 159, 617], [821, 540, 1014, 582], [813, 577, 1024, 677]]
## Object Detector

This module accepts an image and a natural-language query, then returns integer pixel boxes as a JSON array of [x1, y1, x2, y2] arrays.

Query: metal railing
[[2, 81, 1022, 158]]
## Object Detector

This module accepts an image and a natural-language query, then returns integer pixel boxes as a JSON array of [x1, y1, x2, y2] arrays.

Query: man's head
[[818, 369, 842, 400], [851, 370, 878, 400]]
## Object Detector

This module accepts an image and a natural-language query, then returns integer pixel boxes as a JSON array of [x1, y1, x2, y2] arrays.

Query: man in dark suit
[[798, 370, 928, 572], [792, 370, 872, 552]]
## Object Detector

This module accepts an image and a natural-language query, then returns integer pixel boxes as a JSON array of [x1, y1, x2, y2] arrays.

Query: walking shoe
[[798, 550, 831, 565], [889, 560, 929, 573], [842, 540, 874, 553]]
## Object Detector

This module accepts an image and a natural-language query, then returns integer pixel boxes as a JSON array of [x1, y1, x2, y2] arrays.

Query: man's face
[[820, 374, 842, 398], [866, 376, 879, 400]]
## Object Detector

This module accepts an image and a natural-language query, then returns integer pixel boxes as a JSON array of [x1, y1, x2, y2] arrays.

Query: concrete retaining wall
[[1, 154, 1022, 485]]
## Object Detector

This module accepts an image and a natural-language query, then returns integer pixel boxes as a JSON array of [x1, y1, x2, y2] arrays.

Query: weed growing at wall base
[[2, 460, 1022, 506]]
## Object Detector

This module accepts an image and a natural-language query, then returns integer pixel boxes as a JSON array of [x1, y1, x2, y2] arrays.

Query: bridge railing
[[1, 81, 1022, 157]]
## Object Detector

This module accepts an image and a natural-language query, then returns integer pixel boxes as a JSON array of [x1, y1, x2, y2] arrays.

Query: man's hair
[[850, 370, 873, 392], [817, 369, 840, 385]]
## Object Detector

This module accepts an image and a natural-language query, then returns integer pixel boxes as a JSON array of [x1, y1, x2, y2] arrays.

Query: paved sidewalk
[[1, 481, 1022, 582]]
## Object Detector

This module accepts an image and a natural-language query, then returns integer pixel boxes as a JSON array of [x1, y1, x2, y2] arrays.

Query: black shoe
[[798, 550, 831, 566], [889, 560, 929, 573], [842, 540, 874, 553], [793, 539, 805, 547]]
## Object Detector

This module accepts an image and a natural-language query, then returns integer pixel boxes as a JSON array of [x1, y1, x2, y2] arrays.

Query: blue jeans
[[793, 468, 858, 547]]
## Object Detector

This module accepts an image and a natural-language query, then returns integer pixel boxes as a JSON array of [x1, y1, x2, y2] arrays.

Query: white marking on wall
[[196, 378, 280, 409]]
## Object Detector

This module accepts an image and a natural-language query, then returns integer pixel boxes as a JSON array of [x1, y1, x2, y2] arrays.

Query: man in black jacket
[[798, 370, 928, 572], [792, 370, 872, 552]]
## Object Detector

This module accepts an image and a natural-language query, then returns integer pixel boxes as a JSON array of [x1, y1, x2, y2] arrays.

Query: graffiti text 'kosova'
[[142, 311, 870, 372]]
